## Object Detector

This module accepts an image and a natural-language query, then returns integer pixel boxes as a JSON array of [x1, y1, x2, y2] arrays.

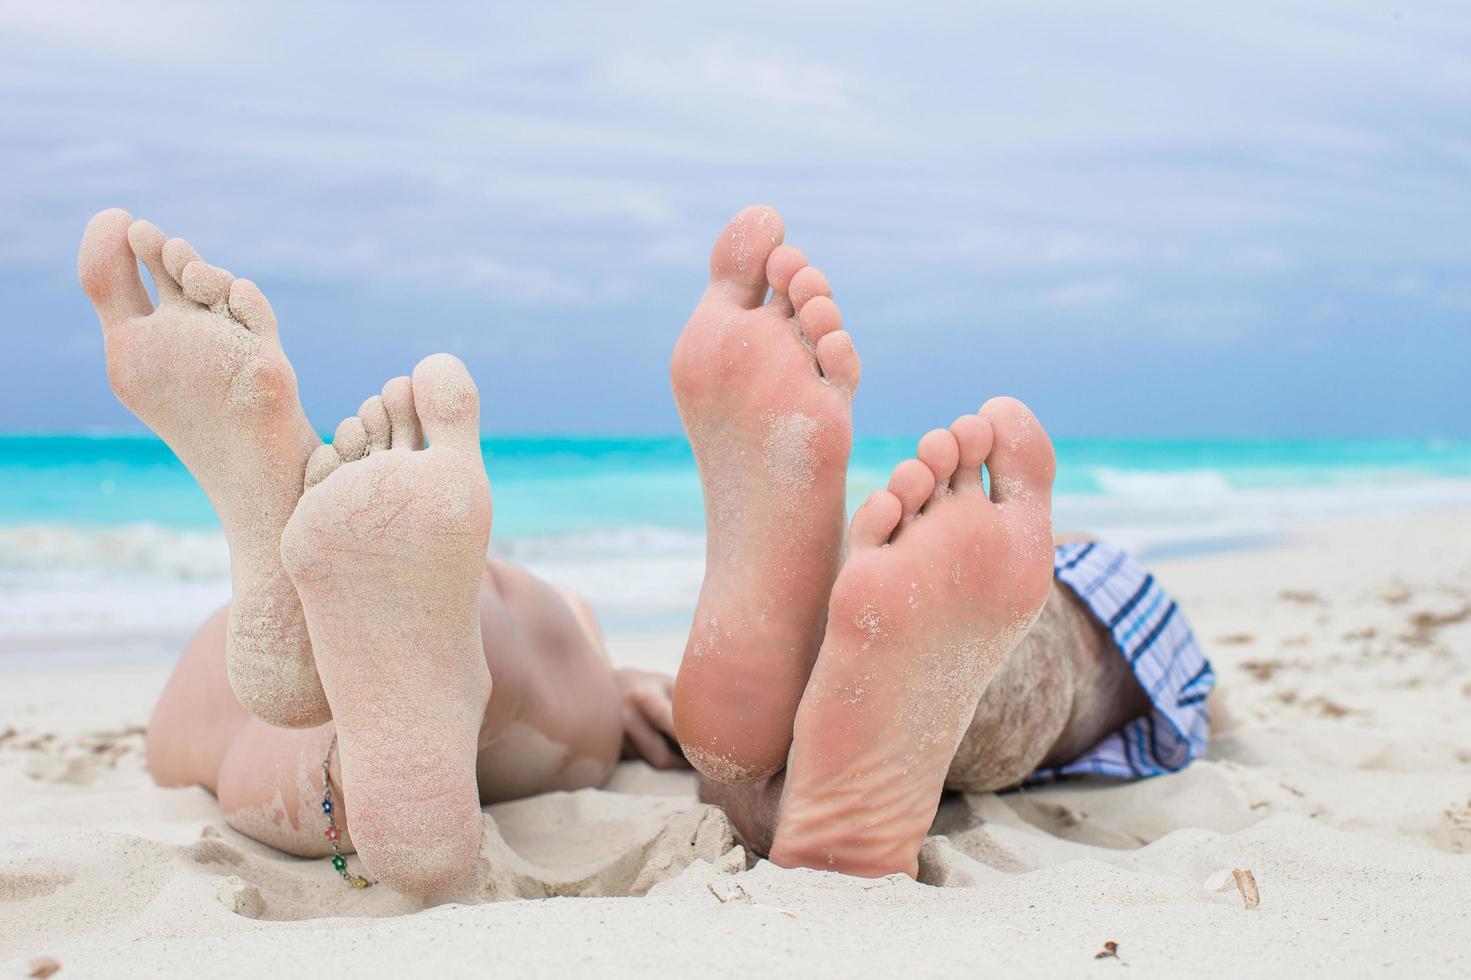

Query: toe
[[411, 354, 482, 451], [849, 490, 903, 548], [226, 279, 277, 337], [979, 397, 1056, 508], [917, 428, 961, 493], [381, 376, 424, 450], [949, 413, 994, 492], [333, 416, 369, 463], [815, 330, 860, 394], [78, 209, 153, 329], [887, 458, 936, 520], [181, 260, 234, 309], [799, 295, 843, 346], [708, 204, 785, 308], [764, 244, 807, 315], [304, 444, 342, 489], [161, 237, 203, 286], [788, 265, 831, 313], [126, 220, 179, 302], [359, 395, 391, 452]]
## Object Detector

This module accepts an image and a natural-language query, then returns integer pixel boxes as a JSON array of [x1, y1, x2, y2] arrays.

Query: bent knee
[[146, 604, 245, 791]]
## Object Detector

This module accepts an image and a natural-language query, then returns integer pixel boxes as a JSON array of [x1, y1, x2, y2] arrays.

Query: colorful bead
[[321, 734, 371, 889]]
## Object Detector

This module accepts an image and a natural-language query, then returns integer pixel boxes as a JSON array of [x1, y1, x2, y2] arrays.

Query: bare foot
[[280, 354, 493, 895], [768, 398, 1056, 878], [78, 209, 328, 727], [670, 205, 861, 783]]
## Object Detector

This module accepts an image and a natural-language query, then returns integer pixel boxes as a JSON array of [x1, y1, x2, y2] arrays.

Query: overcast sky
[[2, 1, 1468, 436]]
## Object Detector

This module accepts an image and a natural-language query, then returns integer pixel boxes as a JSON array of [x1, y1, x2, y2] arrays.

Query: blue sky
[[1, 1, 1468, 437]]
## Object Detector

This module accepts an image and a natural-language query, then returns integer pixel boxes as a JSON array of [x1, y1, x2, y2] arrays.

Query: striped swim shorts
[[1029, 540, 1215, 781]]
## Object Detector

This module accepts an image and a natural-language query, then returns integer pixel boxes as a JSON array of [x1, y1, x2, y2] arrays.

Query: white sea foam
[[1059, 472, 1471, 556], [0, 524, 708, 651], [2, 471, 1469, 655], [0, 525, 230, 579], [497, 527, 706, 634], [1089, 467, 1234, 501]]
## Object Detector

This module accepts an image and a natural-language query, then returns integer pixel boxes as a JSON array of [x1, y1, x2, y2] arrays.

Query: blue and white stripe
[[1031, 540, 1215, 781]]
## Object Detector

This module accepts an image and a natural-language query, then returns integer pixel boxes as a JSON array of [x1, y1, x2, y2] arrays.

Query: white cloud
[[1, 0, 1469, 320], [1039, 278, 1133, 311]]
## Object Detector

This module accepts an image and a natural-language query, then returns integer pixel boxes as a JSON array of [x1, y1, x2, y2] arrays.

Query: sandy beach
[[3, 510, 1469, 977]]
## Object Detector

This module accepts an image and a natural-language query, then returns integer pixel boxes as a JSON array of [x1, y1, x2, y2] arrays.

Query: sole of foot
[[78, 209, 328, 728], [280, 354, 492, 896], [768, 397, 1056, 878], [670, 205, 862, 784]]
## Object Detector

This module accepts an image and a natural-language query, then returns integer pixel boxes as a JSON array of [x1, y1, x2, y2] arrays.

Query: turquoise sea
[[3, 433, 1470, 647]]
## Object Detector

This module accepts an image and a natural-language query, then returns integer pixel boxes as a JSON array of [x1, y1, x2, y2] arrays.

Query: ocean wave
[[0, 525, 230, 579], [1056, 473, 1471, 557], [497, 527, 704, 631], [3, 472, 1469, 647], [0, 524, 708, 643], [1089, 467, 1234, 500], [495, 525, 705, 562], [6, 471, 1471, 590]]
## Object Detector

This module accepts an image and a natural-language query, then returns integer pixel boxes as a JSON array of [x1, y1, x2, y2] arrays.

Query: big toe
[[708, 204, 785, 308], [411, 354, 481, 451], [78, 209, 153, 328], [980, 397, 1056, 507]]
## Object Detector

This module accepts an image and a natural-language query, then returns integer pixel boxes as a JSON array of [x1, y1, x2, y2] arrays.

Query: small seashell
[[1232, 867, 1261, 909], [1203, 868, 1235, 892]]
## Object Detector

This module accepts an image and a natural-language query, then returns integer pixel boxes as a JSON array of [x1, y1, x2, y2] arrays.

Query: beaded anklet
[[321, 733, 372, 889]]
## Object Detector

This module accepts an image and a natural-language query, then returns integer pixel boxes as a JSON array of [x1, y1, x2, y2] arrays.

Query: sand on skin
[[2, 511, 1470, 976]]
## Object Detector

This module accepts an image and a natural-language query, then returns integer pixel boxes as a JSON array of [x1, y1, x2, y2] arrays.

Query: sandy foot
[[670, 205, 861, 783], [769, 398, 1057, 877], [280, 354, 493, 895], [78, 209, 327, 728]]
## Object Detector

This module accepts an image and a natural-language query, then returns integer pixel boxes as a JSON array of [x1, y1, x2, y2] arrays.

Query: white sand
[[3, 512, 1470, 977]]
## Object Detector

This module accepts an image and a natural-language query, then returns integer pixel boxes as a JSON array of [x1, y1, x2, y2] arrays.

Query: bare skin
[[79, 209, 328, 729], [147, 366, 683, 896], [769, 399, 1058, 876], [696, 410, 1149, 878], [665, 212, 1150, 877], [274, 354, 499, 893], [670, 205, 860, 784], [81, 213, 682, 894], [109, 205, 1148, 893], [698, 580, 1149, 861], [147, 559, 672, 861]]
